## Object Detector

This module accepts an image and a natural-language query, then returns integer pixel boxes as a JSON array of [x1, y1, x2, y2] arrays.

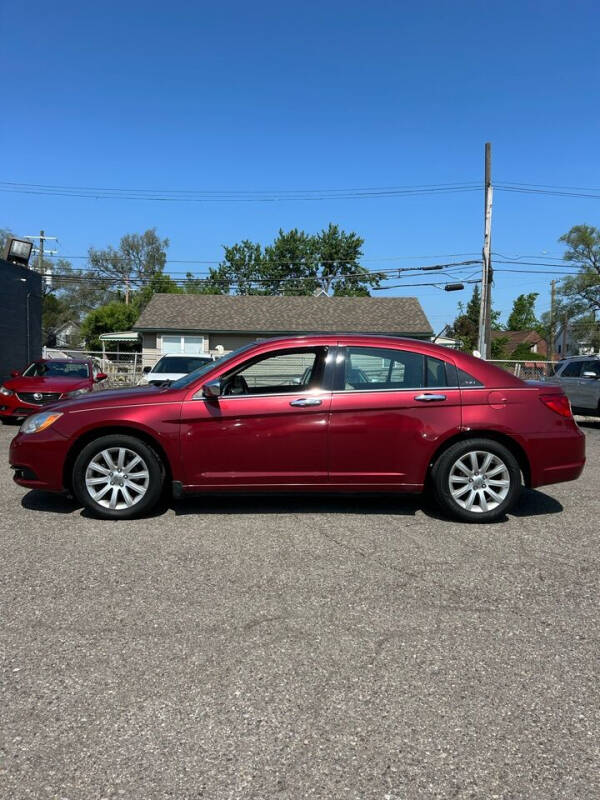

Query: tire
[[431, 438, 522, 523], [72, 434, 164, 520]]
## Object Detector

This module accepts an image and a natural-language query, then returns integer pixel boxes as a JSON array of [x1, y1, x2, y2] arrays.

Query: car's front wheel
[[72, 434, 164, 519], [431, 438, 522, 522]]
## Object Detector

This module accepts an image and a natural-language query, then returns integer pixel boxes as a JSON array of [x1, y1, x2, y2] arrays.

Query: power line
[[0, 183, 481, 203], [496, 185, 600, 200]]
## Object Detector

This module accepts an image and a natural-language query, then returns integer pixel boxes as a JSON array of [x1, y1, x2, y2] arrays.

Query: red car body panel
[[8, 336, 586, 498], [0, 359, 98, 419]]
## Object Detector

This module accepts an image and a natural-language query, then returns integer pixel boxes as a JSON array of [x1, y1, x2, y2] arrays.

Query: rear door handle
[[414, 393, 447, 402], [289, 397, 323, 407]]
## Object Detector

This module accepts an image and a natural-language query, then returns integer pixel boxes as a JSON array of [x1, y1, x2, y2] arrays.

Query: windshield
[[169, 343, 257, 390], [22, 361, 90, 379], [152, 355, 212, 374]]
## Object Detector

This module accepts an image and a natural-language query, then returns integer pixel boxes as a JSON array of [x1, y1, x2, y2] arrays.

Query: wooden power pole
[[549, 279, 556, 360], [38, 229, 44, 273], [478, 142, 493, 358]]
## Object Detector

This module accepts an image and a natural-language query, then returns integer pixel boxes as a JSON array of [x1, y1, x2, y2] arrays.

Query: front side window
[[222, 348, 325, 395], [560, 361, 582, 378]]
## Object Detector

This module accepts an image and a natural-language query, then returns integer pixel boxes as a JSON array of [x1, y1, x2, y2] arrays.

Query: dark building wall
[[0, 259, 43, 382]]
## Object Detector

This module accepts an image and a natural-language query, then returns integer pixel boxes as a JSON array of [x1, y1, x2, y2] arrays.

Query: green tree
[[554, 224, 600, 347], [80, 302, 140, 351], [506, 293, 539, 330], [206, 225, 380, 296], [447, 284, 502, 353], [0, 227, 15, 255], [88, 228, 169, 304]]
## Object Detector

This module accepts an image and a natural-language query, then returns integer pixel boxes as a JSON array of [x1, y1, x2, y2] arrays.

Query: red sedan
[[8, 336, 585, 522], [1, 359, 107, 422]]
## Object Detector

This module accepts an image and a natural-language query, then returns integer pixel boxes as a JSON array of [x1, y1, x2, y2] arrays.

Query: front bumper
[[9, 428, 71, 492], [0, 396, 61, 418]]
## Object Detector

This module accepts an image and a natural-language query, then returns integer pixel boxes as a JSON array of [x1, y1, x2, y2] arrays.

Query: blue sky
[[3, 0, 599, 330]]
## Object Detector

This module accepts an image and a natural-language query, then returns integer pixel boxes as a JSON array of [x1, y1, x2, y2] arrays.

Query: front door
[[180, 346, 332, 488], [328, 345, 462, 488], [576, 360, 600, 411]]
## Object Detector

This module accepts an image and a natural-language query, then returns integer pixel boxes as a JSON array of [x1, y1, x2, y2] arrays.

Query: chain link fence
[[43, 348, 160, 389], [487, 360, 559, 381]]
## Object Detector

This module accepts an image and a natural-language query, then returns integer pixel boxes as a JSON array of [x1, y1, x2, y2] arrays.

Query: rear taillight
[[539, 393, 572, 418]]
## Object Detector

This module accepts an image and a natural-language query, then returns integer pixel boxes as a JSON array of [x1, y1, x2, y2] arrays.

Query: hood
[[3, 376, 90, 393], [49, 384, 174, 412]]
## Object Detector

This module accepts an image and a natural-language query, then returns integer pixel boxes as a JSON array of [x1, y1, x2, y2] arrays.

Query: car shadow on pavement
[[577, 417, 600, 431], [19, 487, 562, 521]]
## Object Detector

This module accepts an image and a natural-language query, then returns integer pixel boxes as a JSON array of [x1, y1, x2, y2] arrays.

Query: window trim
[[191, 346, 336, 400], [334, 346, 459, 393]]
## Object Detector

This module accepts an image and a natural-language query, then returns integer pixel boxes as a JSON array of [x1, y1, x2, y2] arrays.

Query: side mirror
[[10, 370, 20, 377], [143, 365, 152, 374], [95, 372, 108, 382], [582, 371, 599, 379], [202, 378, 222, 399]]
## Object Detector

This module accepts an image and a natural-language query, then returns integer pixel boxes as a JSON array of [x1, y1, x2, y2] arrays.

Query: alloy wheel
[[85, 447, 150, 511], [448, 450, 510, 513]]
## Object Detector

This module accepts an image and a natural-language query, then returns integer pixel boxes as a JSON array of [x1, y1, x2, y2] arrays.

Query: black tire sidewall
[[72, 434, 164, 519], [432, 438, 521, 523]]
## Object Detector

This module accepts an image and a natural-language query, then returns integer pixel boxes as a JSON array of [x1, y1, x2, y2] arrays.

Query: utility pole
[[478, 142, 493, 358], [38, 229, 44, 273], [24, 232, 57, 288], [549, 279, 556, 360]]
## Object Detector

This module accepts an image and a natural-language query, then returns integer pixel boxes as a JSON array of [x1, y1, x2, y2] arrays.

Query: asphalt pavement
[[1, 419, 599, 799]]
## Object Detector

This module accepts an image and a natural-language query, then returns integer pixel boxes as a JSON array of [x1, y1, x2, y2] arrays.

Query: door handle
[[414, 393, 447, 402], [289, 397, 323, 407]]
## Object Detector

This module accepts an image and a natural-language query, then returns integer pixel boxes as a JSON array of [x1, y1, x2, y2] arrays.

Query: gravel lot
[[1, 420, 599, 800]]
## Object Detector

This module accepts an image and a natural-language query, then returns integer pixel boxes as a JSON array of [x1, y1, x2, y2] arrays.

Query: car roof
[[38, 358, 91, 364], [558, 354, 599, 362]]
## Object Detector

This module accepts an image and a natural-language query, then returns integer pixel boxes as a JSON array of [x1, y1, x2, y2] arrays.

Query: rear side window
[[560, 361, 582, 378], [343, 347, 425, 390], [425, 356, 448, 387]]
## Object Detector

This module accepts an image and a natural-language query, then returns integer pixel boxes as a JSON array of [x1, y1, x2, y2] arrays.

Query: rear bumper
[[527, 425, 586, 488]]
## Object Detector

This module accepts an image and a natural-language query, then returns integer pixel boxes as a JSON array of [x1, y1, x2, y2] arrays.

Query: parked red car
[[8, 336, 585, 522], [0, 359, 106, 422]]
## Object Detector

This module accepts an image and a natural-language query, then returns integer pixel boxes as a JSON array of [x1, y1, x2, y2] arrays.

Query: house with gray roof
[[133, 293, 432, 367]]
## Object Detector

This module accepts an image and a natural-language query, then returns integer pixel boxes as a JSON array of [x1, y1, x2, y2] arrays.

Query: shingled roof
[[133, 294, 432, 336]]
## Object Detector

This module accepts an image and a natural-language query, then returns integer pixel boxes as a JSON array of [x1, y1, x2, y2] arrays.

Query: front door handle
[[289, 397, 323, 407], [414, 393, 447, 402]]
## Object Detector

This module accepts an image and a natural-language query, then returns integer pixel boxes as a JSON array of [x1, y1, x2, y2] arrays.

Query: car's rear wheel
[[431, 438, 522, 522], [72, 434, 164, 519]]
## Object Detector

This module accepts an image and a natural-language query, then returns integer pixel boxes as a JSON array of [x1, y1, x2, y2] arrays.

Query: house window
[[161, 334, 205, 354]]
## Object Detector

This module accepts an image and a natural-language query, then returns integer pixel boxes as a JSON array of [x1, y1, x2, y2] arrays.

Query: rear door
[[328, 344, 462, 488]]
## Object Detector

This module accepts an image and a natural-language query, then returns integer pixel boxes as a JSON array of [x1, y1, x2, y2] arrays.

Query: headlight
[[0, 385, 14, 396], [20, 411, 63, 435], [66, 387, 90, 398]]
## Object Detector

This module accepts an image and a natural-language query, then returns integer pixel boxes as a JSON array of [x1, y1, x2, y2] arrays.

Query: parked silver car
[[551, 355, 600, 415]]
